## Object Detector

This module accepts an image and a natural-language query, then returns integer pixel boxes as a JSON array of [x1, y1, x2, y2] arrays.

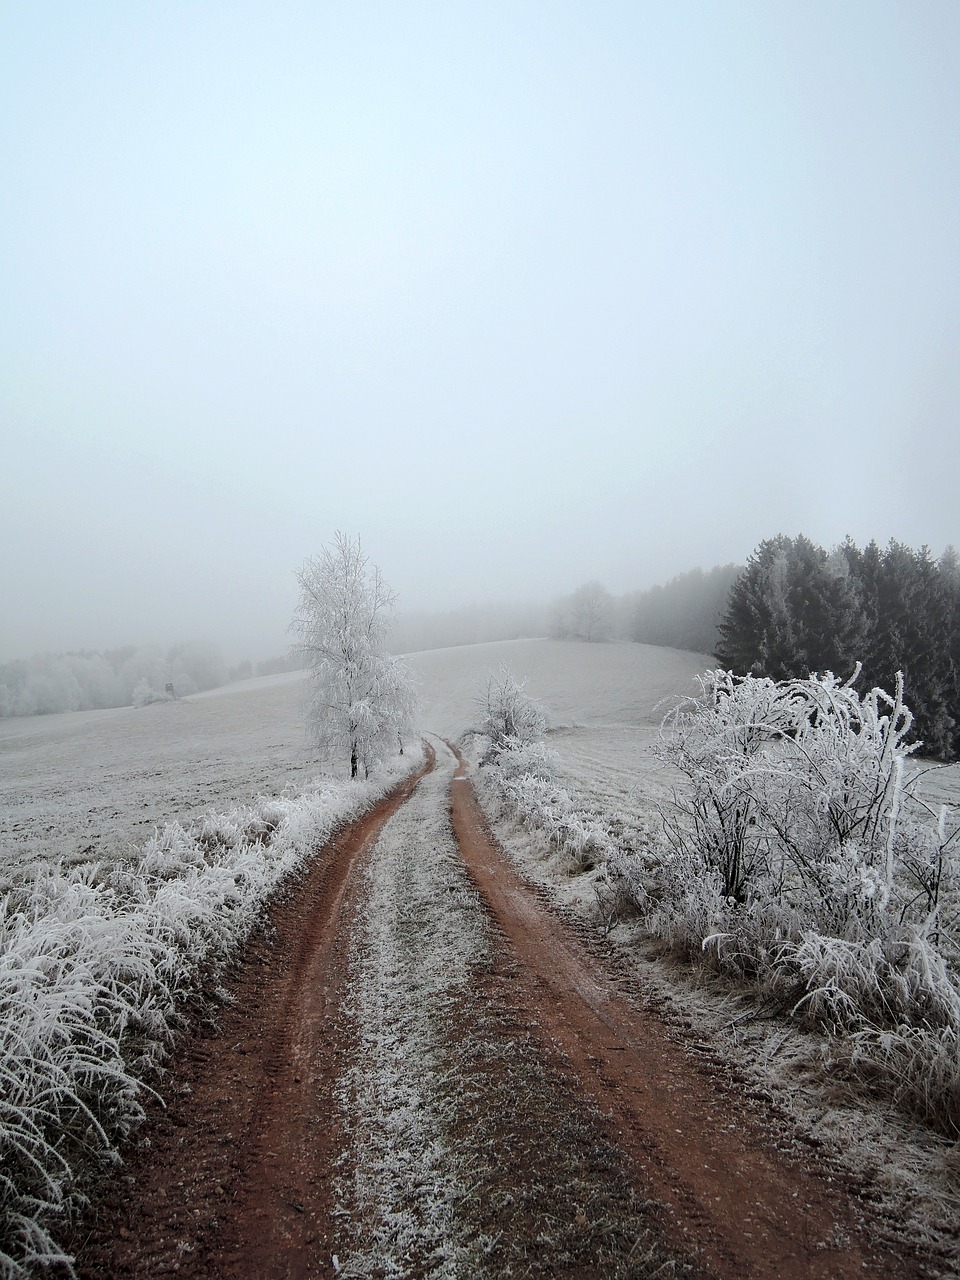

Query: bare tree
[[551, 580, 614, 642], [290, 533, 417, 777]]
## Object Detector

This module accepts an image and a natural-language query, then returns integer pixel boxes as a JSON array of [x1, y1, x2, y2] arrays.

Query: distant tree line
[[551, 534, 958, 759], [391, 600, 550, 654], [549, 566, 739, 654], [717, 535, 960, 760], [0, 641, 227, 718], [250, 653, 303, 677], [625, 564, 741, 654]]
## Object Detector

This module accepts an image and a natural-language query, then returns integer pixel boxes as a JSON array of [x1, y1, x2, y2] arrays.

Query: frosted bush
[[481, 736, 617, 876], [654, 667, 960, 1132], [492, 736, 558, 782], [476, 666, 547, 761], [131, 678, 172, 709]]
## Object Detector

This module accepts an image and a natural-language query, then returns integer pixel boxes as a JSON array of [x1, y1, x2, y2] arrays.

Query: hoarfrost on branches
[[0, 752, 423, 1277], [654, 666, 960, 1132], [290, 534, 418, 778], [475, 665, 547, 762]]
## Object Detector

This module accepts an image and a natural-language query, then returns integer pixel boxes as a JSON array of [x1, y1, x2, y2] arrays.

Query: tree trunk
[[350, 743, 358, 779]]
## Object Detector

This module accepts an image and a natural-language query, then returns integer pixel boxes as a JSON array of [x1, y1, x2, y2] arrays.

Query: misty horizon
[[3, 4, 958, 668]]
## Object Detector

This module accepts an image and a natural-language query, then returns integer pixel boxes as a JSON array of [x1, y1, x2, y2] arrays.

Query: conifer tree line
[[716, 535, 960, 761]]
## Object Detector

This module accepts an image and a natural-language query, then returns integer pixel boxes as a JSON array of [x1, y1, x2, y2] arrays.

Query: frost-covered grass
[[644, 670, 960, 1133], [0, 747, 421, 1279], [335, 749, 486, 1277], [469, 661, 960, 1265], [473, 740, 960, 1269], [477, 669, 960, 1134], [0, 639, 707, 1277]]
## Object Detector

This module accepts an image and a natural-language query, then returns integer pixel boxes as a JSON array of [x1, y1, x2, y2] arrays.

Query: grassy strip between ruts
[[333, 743, 693, 1278]]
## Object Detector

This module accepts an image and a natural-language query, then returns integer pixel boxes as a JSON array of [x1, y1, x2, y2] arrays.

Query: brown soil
[[447, 744, 929, 1280], [66, 741, 932, 1279]]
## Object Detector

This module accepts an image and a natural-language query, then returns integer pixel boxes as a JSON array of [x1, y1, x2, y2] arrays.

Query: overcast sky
[[3, 1, 959, 662]]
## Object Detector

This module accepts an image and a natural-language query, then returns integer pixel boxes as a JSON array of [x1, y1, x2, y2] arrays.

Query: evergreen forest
[[716, 535, 960, 760]]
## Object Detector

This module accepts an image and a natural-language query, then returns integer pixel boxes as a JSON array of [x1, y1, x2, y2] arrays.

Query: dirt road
[[70, 740, 928, 1278]]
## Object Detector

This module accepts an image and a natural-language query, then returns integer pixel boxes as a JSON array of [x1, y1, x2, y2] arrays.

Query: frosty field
[[0, 671, 315, 879], [4, 638, 960, 1276], [4, 640, 957, 883]]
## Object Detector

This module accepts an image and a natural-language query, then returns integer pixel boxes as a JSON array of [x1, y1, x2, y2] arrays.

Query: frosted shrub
[[131, 678, 173, 708], [655, 667, 960, 1131], [476, 666, 547, 761], [492, 736, 557, 782]]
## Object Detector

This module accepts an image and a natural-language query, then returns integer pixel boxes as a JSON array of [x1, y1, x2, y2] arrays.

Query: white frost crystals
[[335, 747, 489, 1278], [0, 752, 421, 1280], [654, 666, 960, 1132], [291, 534, 418, 780], [477, 662, 960, 1137]]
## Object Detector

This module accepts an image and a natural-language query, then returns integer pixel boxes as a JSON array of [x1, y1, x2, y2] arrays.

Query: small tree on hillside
[[476, 665, 547, 761], [290, 533, 417, 777]]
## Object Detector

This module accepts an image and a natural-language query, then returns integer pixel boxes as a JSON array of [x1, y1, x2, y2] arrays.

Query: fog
[[3, 3, 958, 664]]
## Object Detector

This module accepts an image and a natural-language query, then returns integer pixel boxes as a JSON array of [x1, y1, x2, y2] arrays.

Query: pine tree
[[721, 534, 958, 760]]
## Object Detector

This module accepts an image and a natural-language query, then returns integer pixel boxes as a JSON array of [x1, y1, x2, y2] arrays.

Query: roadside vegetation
[[474, 663, 960, 1138], [0, 753, 421, 1278]]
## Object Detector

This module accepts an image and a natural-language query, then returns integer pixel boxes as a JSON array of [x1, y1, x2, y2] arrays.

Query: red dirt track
[[68, 740, 927, 1279]]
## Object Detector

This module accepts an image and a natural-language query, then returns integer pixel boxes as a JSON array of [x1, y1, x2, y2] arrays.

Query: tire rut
[[68, 750, 434, 1280], [447, 742, 928, 1280]]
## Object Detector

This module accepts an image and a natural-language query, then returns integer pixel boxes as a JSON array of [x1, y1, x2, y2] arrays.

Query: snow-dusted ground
[[408, 639, 707, 855], [6, 639, 955, 882], [5, 637, 959, 1271], [334, 738, 681, 1279], [0, 640, 705, 881], [407, 637, 711, 740], [450, 645, 960, 1273], [0, 671, 315, 878]]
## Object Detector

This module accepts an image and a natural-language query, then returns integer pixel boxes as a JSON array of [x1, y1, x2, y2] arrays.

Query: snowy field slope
[[0, 641, 709, 879], [3, 639, 957, 881], [3, 636, 959, 1271], [409, 638, 727, 833], [411, 637, 960, 830], [408, 637, 710, 739], [0, 671, 313, 877]]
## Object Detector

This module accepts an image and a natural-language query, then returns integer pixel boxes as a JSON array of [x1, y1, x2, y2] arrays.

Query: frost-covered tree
[[476, 664, 547, 760], [290, 534, 417, 778], [717, 535, 864, 679]]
